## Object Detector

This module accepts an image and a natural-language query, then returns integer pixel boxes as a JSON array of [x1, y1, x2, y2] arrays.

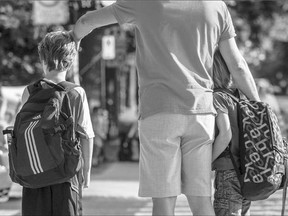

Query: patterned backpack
[[215, 89, 288, 214], [3, 79, 82, 188]]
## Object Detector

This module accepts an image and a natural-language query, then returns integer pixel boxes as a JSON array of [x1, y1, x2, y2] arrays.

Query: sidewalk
[[83, 162, 141, 198], [7, 161, 288, 216], [81, 162, 152, 216], [8, 162, 142, 199], [82, 162, 288, 216]]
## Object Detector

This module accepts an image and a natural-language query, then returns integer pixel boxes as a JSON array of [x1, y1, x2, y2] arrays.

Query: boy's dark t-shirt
[[213, 90, 240, 170]]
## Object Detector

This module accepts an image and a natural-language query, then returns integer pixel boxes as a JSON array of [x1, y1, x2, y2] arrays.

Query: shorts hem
[[138, 192, 181, 198], [183, 192, 212, 197]]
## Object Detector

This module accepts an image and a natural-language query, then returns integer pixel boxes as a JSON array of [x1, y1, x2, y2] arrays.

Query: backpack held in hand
[[4, 79, 82, 188], [214, 89, 288, 203]]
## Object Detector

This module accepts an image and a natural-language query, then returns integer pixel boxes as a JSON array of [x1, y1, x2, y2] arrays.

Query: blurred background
[[0, 1, 288, 215]]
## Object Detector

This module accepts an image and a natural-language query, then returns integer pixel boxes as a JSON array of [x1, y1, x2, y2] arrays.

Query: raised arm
[[72, 6, 118, 42], [219, 37, 260, 101]]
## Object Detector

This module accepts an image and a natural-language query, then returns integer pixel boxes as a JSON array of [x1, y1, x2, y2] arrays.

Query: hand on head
[[68, 30, 81, 51]]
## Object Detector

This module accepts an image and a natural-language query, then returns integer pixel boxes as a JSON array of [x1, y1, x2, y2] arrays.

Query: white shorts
[[138, 113, 215, 198]]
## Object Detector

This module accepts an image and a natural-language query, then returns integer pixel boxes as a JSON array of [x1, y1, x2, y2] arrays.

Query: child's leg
[[213, 169, 251, 216], [242, 199, 251, 216]]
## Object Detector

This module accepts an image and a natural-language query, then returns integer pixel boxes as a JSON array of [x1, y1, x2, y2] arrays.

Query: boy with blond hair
[[21, 31, 94, 216]]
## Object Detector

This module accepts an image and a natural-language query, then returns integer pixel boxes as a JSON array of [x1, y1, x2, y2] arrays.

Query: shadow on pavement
[[82, 196, 150, 216]]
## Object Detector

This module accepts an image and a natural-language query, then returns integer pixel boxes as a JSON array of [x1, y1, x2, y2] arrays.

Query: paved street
[[0, 162, 287, 216]]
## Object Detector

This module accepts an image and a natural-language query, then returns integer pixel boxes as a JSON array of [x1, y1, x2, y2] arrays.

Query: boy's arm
[[21, 87, 29, 105], [212, 112, 232, 162], [15, 87, 29, 114], [219, 37, 260, 101], [80, 137, 94, 188], [72, 6, 118, 42]]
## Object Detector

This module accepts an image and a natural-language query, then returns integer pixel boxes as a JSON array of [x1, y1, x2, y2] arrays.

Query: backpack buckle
[[60, 124, 66, 131], [49, 124, 66, 135], [2, 129, 14, 137]]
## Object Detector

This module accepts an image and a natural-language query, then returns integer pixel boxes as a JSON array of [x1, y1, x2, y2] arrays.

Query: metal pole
[[101, 58, 106, 109]]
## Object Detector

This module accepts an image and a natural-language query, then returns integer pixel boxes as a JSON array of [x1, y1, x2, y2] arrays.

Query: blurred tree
[[1, 0, 288, 93], [0, 0, 43, 85], [227, 1, 288, 93]]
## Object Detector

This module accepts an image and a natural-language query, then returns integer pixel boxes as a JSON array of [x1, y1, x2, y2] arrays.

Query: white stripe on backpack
[[24, 122, 37, 174], [29, 121, 43, 173], [27, 121, 41, 174], [24, 121, 43, 174]]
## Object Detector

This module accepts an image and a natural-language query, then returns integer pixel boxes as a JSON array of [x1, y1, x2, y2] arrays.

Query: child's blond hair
[[38, 31, 76, 72]]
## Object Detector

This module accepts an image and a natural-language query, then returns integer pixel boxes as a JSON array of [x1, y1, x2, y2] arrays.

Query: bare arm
[[80, 137, 94, 188], [15, 87, 29, 114], [212, 112, 232, 162], [73, 6, 118, 41], [21, 87, 29, 105], [219, 38, 260, 101]]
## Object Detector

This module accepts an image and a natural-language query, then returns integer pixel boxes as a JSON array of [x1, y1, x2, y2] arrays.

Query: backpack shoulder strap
[[214, 88, 240, 102], [27, 79, 43, 94], [57, 81, 79, 92], [41, 81, 79, 136], [27, 79, 66, 94]]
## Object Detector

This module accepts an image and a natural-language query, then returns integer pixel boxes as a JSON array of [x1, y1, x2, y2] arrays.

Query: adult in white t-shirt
[[72, 1, 260, 215]]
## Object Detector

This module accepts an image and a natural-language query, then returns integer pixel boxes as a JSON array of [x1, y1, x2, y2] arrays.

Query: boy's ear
[[68, 30, 81, 51]]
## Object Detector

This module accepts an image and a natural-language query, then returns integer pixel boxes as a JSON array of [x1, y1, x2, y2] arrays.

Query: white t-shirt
[[109, 0, 236, 119]]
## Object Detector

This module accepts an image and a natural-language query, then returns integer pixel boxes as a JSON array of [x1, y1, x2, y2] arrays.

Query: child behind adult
[[212, 49, 251, 216], [21, 31, 94, 216], [91, 106, 109, 166]]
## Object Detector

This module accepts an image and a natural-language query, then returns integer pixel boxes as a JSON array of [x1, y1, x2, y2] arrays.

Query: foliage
[[0, 0, 288, 93], [0, 0, 42, 85], [227, 1, 288, 93]]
